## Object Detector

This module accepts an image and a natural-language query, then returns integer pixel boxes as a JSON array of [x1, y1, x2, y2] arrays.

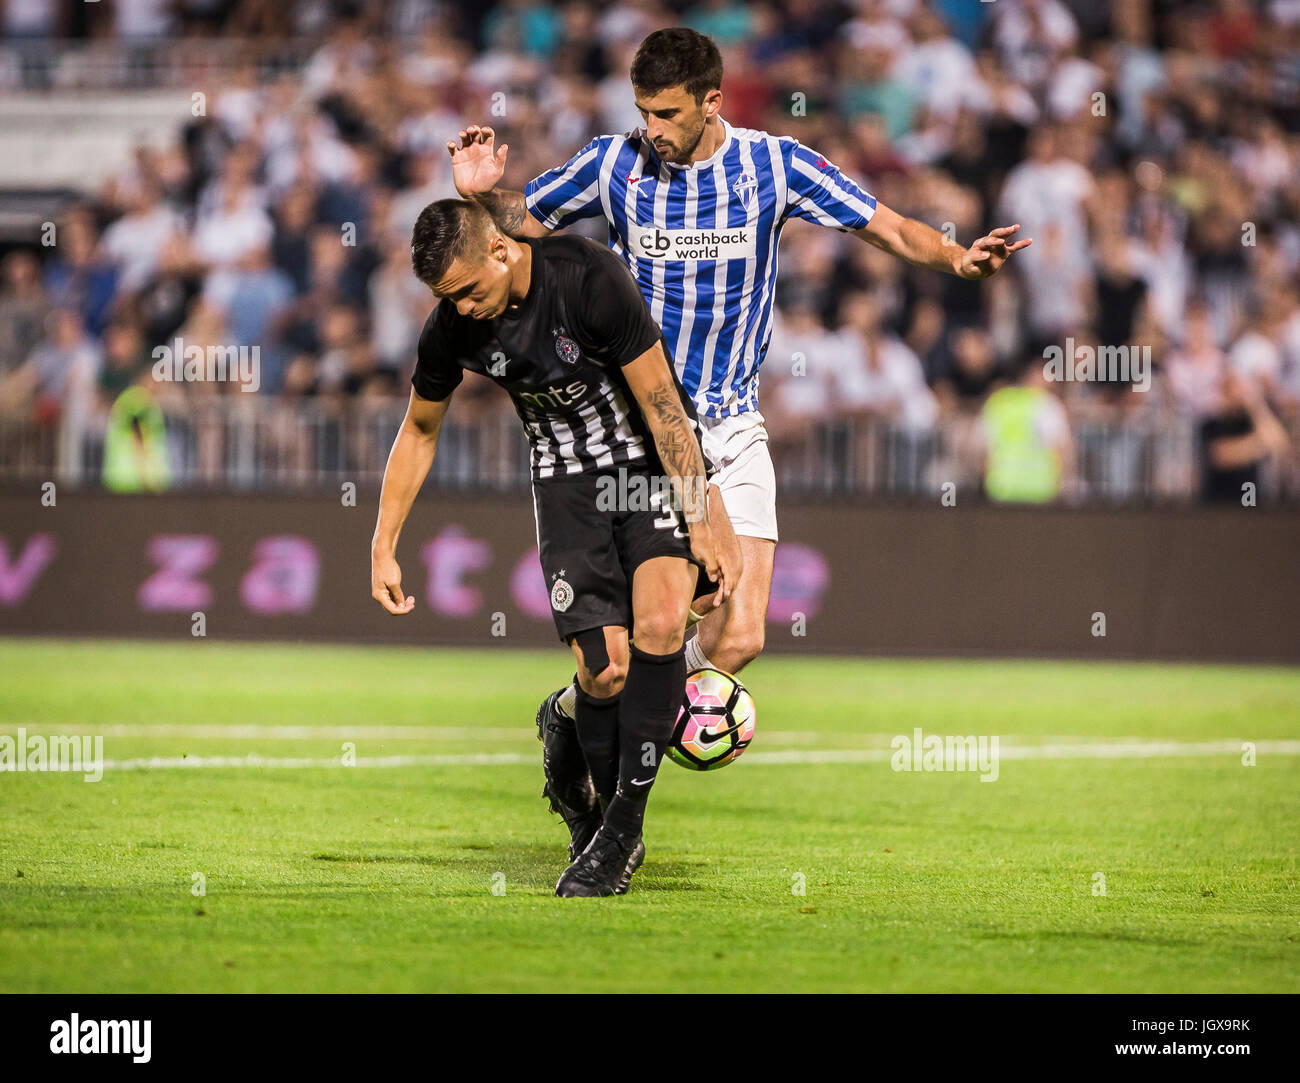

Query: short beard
[[664, 119, 707, 164]]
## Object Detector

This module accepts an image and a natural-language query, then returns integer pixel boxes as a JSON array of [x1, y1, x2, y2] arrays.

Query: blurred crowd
[[2, 0, 1299, 499]]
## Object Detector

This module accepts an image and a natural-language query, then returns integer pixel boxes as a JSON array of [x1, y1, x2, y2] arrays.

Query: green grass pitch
[[0, 639, 1296, 993]]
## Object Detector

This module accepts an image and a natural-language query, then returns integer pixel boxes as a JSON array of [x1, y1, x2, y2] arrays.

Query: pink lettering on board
[[767, 543, 830, 622], [420, 526, 491, 618], [138, 534, 218, 611], [0, 533, 56, 606], [509, 547, 551, 620], [240, 536, 320, 614]]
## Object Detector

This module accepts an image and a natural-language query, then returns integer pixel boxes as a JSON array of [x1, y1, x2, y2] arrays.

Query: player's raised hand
[[689, 522, 735, 607], [371, 552, 415, 615], [447, 125, 508, 198], [958, 224, 1032, 280]]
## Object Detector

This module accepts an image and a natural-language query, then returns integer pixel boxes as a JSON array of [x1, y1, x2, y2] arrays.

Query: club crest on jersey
[[550, 575, 575, 613], [731, 172, 757, 209], [554, 335, 581, 365]]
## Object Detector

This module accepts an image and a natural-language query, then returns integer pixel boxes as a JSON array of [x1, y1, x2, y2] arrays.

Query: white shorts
[[699, 410, 779, 542]]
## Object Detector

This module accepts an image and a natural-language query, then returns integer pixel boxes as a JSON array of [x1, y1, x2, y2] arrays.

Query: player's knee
[[580, 660, 627, 699], [571, 628, 629, 699], [633, 606, 688, 654]]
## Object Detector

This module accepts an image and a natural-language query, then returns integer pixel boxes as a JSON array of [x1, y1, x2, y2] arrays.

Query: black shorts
[[532, 465, 704, 641]]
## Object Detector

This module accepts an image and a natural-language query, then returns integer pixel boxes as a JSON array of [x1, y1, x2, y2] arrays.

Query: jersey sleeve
[[782, 139, 877, 231], [411, 306, 465, 402], [573, 246, 663, 366], [524, 136, 610, 231]]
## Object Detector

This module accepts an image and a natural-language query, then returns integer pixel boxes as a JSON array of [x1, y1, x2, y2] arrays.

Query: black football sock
[[603, 643, 686, 840], [572, 685, 621, 805]]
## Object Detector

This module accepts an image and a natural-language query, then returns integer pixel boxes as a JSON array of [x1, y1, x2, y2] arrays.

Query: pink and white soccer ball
[[667, 667, 757, 771]]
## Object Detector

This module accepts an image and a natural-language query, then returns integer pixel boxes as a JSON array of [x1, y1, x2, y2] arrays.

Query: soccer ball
[[667, 667, 756, 771]]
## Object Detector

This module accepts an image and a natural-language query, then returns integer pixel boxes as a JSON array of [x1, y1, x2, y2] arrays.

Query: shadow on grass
[[630, 878, 702, 892], [308, 846, 714, 890], [974, 928, 1197, 948], [431, 846, 710, 896], [311, 852, 442, 864], [0, 846, 709, 909]]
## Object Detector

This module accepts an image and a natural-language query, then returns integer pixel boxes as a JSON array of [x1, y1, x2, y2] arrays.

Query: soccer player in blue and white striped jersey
[[449, 28, 1030, 859]]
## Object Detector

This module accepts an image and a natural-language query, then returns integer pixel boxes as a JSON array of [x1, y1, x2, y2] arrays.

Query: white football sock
[[557, 681, 578, 719], [683, 634, 712, 674]]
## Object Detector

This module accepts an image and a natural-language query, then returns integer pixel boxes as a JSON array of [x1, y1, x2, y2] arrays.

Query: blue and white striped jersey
[[524, 118, 877, 418]]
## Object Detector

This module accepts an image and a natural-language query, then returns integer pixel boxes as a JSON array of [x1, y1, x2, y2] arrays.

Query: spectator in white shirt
[[99, 180, 182, 295], [992, 0, 1080, 90], [893, 7, 979, 120], [763, 301, 843, 429], [192, 177, 275, 275], [835, 291, 939, 431], [998, 126, 1096, 336]]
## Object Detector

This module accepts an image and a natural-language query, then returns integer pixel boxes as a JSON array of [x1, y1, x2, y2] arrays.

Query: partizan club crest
[[554, 332, 581, 365], [550, 573, 574, 612]]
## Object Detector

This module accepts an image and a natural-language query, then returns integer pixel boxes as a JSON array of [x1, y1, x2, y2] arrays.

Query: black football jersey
[[412, 234, 705, 481]]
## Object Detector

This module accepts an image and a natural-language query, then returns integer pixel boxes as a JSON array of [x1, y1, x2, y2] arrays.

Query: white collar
[[656, 117, 733, 171]]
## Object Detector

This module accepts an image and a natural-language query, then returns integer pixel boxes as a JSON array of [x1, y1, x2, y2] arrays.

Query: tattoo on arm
[[477, 189, 527, 237], [644, 384, 709, 524]]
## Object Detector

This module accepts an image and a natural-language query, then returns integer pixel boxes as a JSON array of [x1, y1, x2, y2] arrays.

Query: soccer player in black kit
[[371, 199, 739, 896]]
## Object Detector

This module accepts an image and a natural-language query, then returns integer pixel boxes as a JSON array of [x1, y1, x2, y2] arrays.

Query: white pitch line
[[25, 723, 528, 741], [55, 739, 1300, 772], [746, 740, 1300, 764], [11, 723, 826, 744], [19, 725, 1268, 749], [98, 752, 535, 770]]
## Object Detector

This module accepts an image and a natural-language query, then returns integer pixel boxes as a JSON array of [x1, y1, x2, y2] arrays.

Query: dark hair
[[410, 198, 494, 285], [630, 28, 723, 103]]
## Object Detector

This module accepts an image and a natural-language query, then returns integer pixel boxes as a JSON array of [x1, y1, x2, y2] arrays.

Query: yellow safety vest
[[982, 387, 1061, 503], [103, 385, 171, 493]]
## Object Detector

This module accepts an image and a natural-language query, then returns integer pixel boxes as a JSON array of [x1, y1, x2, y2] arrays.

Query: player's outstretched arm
[[371, 389, 450, 615], [855, 202, 1032, 280], [447, 125, 552, 239], [622, 344, 735, 605]]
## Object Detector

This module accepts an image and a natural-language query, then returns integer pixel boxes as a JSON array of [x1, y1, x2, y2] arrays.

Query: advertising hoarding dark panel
[[1, 493, 1296, 662]]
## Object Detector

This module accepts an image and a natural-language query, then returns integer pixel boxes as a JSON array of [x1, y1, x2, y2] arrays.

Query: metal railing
[[0, 398, 530, 492], [4, 393, 1286, 505], [0, 38, 319, 92], [767, 413, 1204, 503]]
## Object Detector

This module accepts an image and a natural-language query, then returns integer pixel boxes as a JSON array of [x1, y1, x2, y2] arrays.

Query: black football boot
[[554, 824, 643, 898], [614, 838, 646, 896], [535, 687, 602, 860]]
